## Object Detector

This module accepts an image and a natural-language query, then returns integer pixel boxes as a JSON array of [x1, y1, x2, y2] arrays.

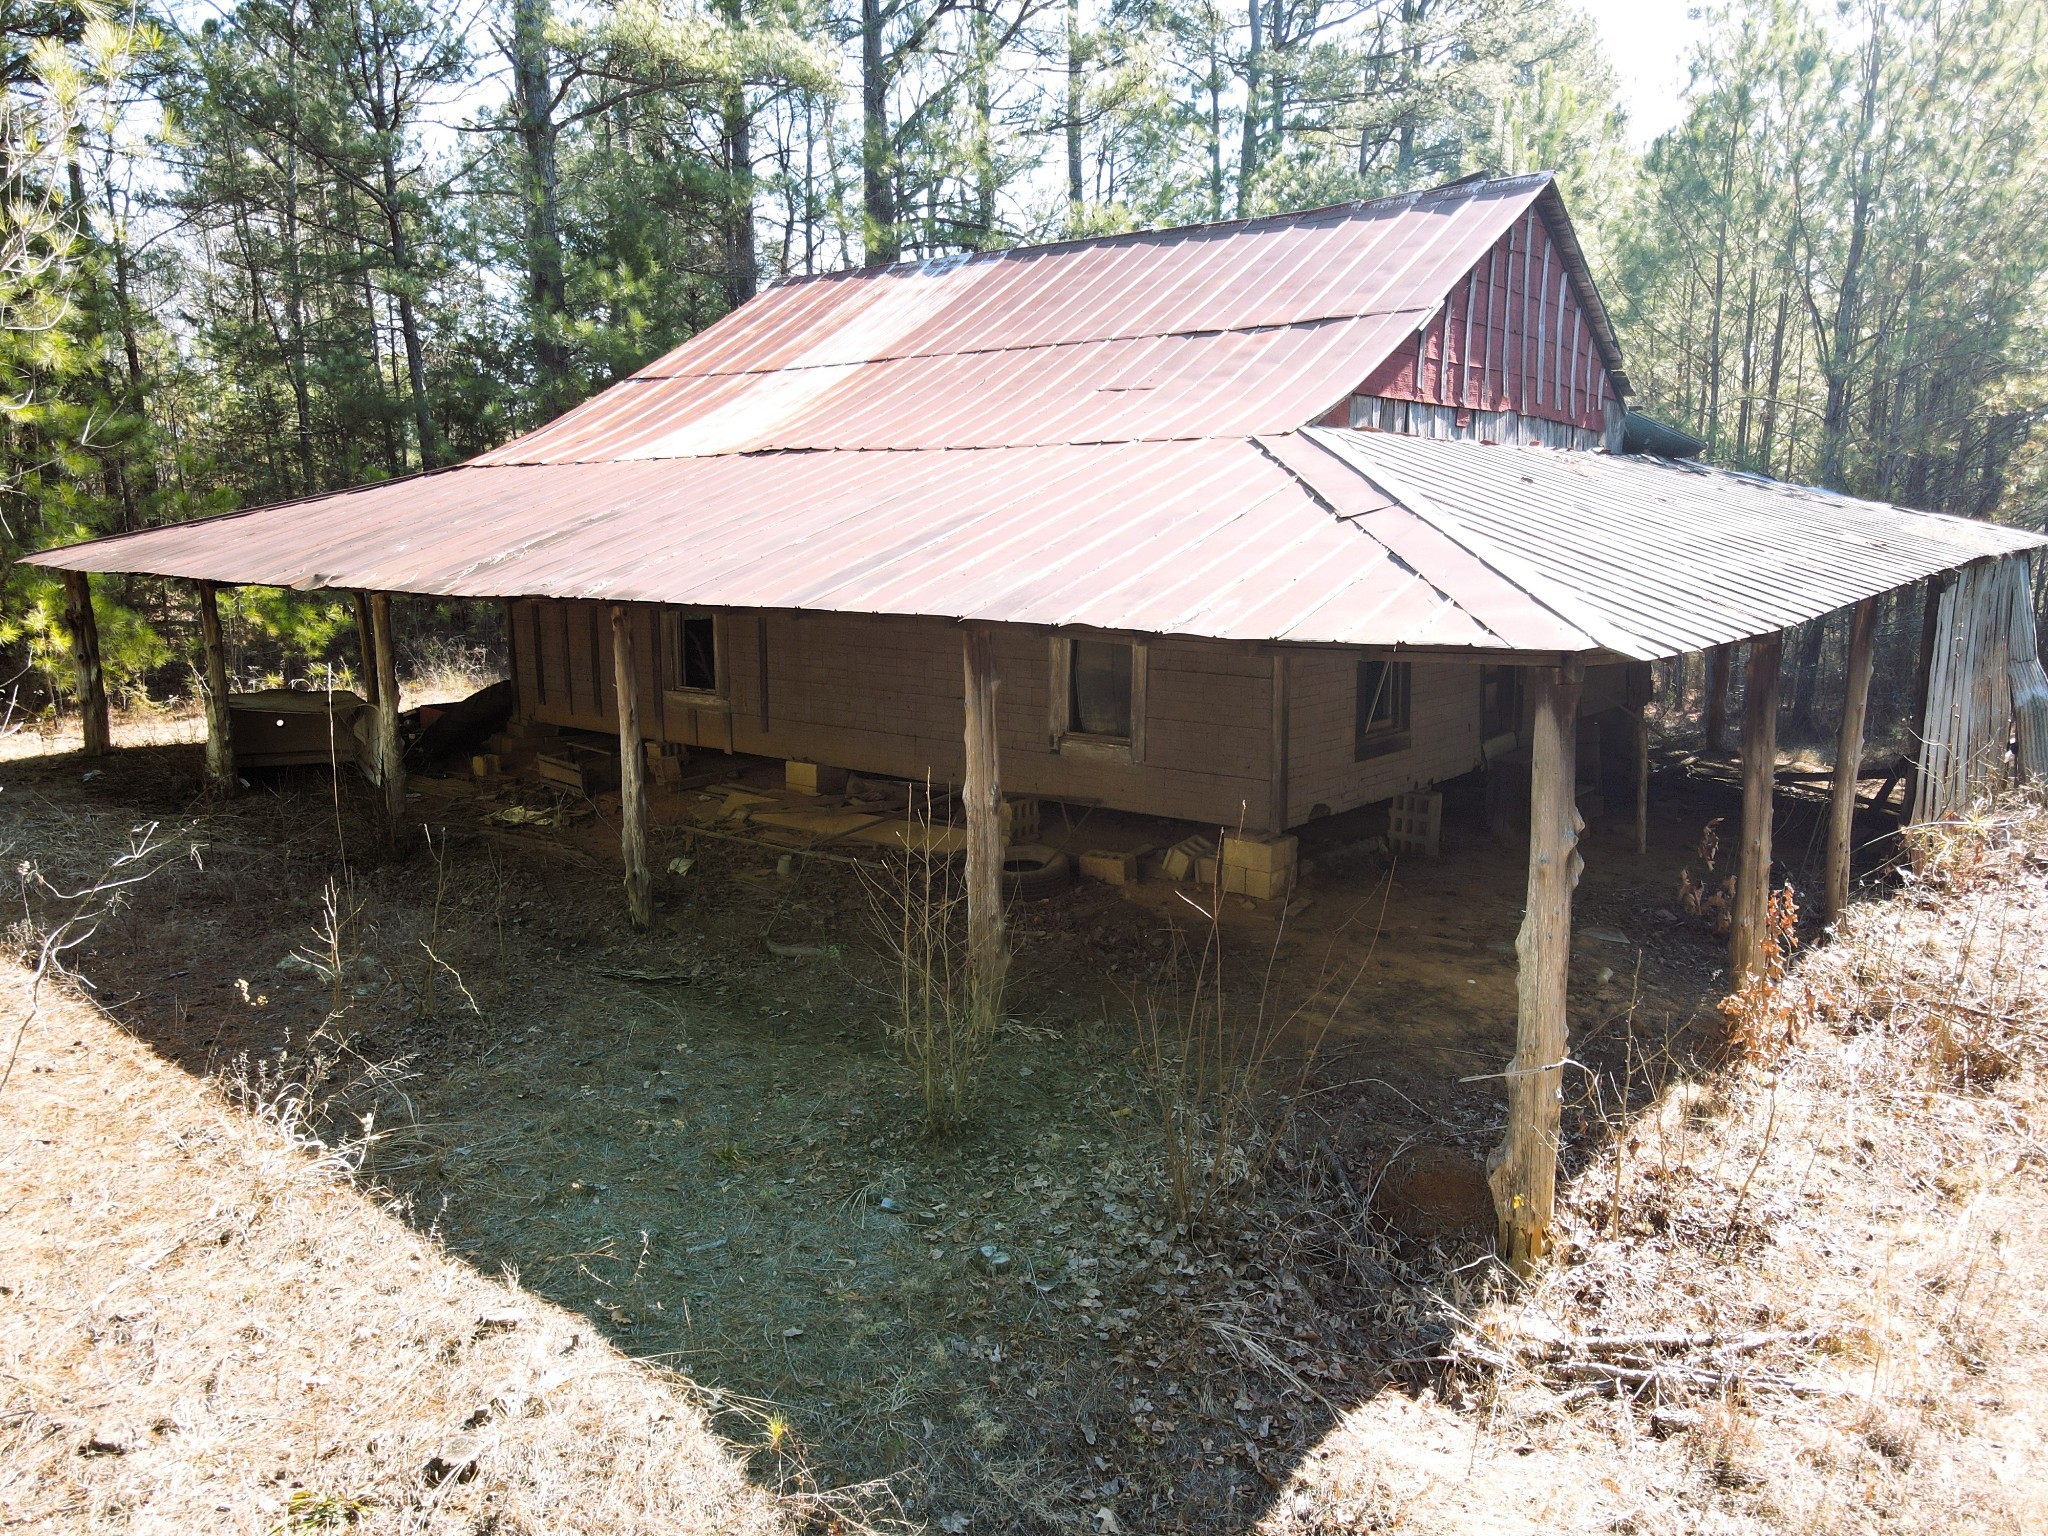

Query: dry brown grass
[[0, 965, 796, 1536], [1264, 798, 2048, 1535]]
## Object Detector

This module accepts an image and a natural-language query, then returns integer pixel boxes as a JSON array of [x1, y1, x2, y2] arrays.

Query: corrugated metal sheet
[[471, 174, 1573, 462], [1308, 428, 2046, 659], [24, 169, 2042, 660], [25, 439, 1584, 650]]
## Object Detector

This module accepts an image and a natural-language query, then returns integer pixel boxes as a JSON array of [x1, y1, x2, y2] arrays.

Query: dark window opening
[[1068, 638, 1133, 739], [1481, 665, 1523, 740], [671, 615, 718, 693], [1354, 658, 1412, 759]]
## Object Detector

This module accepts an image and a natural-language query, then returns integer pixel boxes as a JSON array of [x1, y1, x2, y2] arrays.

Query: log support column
[[60, 571, 111, 757], [1730, 631, 1784, 982], [1823, 598, 1880, 922], [961, 627, 1007, 1027], [1489, 660, 1583, 1277], [197, 582, 236, 796], [611, 605, 653, 930], [368, 593, 407, 842]]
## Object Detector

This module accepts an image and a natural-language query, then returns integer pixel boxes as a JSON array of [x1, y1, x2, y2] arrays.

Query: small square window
[[1069, 638, 1133, 739], [1355, 658, 1412, 759], [670, 614, 718, 694]]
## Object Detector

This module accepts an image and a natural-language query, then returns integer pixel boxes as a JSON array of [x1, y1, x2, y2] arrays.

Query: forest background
[[3, 0, 2044, 719]]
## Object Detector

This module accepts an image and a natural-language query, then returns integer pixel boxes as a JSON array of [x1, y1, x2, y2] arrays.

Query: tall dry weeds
[[1136, 859, 1391, 1231], [861, 780, 997, 1132]]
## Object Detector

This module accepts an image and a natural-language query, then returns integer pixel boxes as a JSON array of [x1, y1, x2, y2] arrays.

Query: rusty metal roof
[[22, 440, 1589, 650], [470, 172, 1589, 461], [1307, 429, 2046, 658], [23, 172, 2041, 658]]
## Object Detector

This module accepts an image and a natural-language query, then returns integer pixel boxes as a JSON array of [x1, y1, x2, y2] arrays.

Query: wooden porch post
[[1730, 631, 1783, 982], [354, 592, 381, 706], [1703, 643, 1731, 753], [961, 627, 1007, 1024], [1823, 598, 1880, 922], [59, 571, 111, 757], [368, 593, 407, 839], [611, 605, 653, 930], [196, 582, 237, 796], [1489, 660, 1583, 1276]]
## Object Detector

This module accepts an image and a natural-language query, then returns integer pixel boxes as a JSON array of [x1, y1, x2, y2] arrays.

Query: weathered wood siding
[[510, 601, 1644, 833], [512, 602, 1280, 828], [1284, 655, 1485, 819]]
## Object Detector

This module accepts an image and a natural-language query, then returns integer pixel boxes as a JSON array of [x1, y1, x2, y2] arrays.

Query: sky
[[1577, 0, 1709, 145]]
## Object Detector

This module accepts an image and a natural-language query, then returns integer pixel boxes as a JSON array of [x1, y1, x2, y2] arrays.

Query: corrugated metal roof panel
[[1307, 429, 2046, 658], [471, 175, 1560, 463], [24, 441, 1540, 650], [27, 432, 2043, 658]]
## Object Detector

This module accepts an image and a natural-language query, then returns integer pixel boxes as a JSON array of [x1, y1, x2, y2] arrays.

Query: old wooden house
[[31, 171, 2047, 1267]]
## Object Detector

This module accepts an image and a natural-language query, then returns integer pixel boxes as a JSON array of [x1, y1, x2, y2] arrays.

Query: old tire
[[1001, 845, 1072, 901]]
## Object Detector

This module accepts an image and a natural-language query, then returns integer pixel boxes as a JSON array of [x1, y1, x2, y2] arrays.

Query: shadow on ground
[[1, 726, 1880, 1531]]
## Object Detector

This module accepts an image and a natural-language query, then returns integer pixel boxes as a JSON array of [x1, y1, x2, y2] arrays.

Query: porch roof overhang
[[24, 431, 2043, 663]]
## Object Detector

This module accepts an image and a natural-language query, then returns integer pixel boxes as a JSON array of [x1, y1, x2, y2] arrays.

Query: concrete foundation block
[[785, 760, 849, 796], [1078, 849, 1138, 885], [1221, 833, 1298, 875]]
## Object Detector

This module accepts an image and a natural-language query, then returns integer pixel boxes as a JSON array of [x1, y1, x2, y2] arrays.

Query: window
[[1480, 664, 1523, 742], [1354, 658, 1412, 759], [667, 612, 719, 696], [1069, 638, 1133, 739], [1051, 634, 1144, 760]]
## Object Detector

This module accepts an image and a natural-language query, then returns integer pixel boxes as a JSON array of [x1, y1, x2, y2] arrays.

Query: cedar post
[[611, 605, 653, 930], [961, 627, 1007, 1025], [1730, 631, 1784, 982], [196, 582, 237, 796], [368, 593, 407, 840], [354, 592, 381, 706], [1489, 661, 1583, 1276], [1632, 703, 1649, 856], [59, 570, 111, 757], [1823, 597, 1880, 922], [1703, 643, 1731, 753]]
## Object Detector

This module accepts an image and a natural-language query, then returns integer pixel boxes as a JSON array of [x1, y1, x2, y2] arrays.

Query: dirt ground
[[5, 705, 2019, 1534]]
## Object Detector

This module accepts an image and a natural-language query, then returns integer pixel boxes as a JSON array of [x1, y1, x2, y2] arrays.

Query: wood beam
[[196, 582, 236, 796], [59, 571, 111, 757], [611, 605, 653, 930], [1703, 643, 1732, 753], [1730, 631, 1784, 982], [1823, 598, 1880, 922], [368, 593, 407, 843], [1489, 661, 1583, 1277], [354, 592, 381, 707], [961, 627, 1008, 1028]]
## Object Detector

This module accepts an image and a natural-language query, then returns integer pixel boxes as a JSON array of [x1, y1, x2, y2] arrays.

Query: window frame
[[1353, 656, 1413, 761], [1048, 632, 1146, 763], [661, 608, 729, 710]]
